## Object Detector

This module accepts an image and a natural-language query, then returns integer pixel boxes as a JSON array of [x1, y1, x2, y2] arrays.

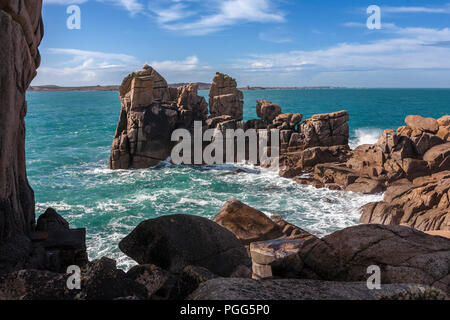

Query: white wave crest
[[349, 128, 384, 149]]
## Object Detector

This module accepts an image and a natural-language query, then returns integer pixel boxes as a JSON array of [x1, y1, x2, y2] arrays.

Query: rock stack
[[109, 65, 208, 169], [209, 72, 244, 121]]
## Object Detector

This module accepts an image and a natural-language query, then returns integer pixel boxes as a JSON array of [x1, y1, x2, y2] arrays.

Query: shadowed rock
[[189, 278, 448, 300], [0, 0, 44, 243], [119, 214, 251, 277]]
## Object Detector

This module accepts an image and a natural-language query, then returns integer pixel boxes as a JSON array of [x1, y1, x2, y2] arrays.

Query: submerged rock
[[119, 214, 251, 276]]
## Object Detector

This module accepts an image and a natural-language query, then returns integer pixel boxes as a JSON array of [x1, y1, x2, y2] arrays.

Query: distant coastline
[[28, 84, 343, 92]]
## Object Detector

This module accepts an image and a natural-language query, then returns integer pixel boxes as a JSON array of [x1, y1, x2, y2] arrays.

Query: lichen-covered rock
[[119, 214, 251, 276]]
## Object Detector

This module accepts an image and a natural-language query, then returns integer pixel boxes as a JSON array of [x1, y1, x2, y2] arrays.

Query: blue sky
[[34, 0, 450, 87]]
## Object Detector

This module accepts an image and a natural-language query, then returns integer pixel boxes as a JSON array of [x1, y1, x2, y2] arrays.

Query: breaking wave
[[349, 127, 384, 149]]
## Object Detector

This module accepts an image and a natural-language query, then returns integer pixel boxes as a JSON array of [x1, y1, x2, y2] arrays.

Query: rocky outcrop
[[109, 66, 208, 169], [0, 257, 148, 300], [119, 214, 251, 277], [291, 114, 450, 199], [189, 278, 448, 300], [209, 73, 244, 121], [250, 239, 306, 280], [294, 224, 450, 294], [0, 0, 43, 243], [299, 111, 350, 149], [213, 199, 284, 245], [360, 171, 450, 232], [213, 199, 316, 246], [256, 100, 282, 123]]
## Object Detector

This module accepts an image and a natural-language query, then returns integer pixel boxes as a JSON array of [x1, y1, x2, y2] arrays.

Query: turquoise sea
[[26, 89, 450, 269]]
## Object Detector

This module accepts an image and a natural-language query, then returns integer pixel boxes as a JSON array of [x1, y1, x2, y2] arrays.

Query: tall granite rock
[[0, 0, 44, 242], [109, 65, 208, 169], [209, 73, 244, 121]]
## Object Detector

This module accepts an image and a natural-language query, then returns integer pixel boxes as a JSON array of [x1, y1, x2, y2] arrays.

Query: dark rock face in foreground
[[0, 0, 43, 243], [119, 214, 251, 277], [189, 278, 448, 300], [295, 224, 450, 294]]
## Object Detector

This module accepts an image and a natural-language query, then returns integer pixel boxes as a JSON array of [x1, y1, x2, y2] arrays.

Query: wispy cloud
[[236, 26, 450, 74], [151, 0, 285, 35], [44, 0, 144, 15], [34, 48, 208, 85], [383, 5, 450, 14], [43, 0, 88, 4]]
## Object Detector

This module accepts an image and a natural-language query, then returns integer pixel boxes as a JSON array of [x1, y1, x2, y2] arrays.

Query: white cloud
[[234, 26, 450, 86], [33, 48, 209, 85], [149, 55, 207, 72], [151, 0, 285, 35], [43, 0, 88, 4], [383, 5, 450, 14], [44, 0, 144, 16]]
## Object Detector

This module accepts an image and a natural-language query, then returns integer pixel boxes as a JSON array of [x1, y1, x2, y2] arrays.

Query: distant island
[[28, 84, 342, 92]]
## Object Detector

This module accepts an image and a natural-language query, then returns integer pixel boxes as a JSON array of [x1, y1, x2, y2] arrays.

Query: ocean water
[[25, 89, 450, 270]]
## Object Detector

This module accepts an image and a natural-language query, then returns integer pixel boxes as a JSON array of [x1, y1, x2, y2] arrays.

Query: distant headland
[[28, 84, 342, 92]]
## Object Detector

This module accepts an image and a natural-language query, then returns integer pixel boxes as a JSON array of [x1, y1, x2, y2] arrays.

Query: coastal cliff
[[0, 0, 43, 242]]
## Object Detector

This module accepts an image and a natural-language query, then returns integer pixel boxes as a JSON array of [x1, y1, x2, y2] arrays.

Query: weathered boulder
[[256, 100, 282, 123], [299, 111, 349, 149], [177, 83, 208, 128], [213, 199, 284, 245], [0, 257, 148, 300], [273, 113, 303, 131], [295, 224, 450, 294], [345, 177, 384, 194], [127, 264, 170, 299], [80, 257, 147, 300], [406, 115, 440, 134], [0, 269, 75, 300], [36, 208, 69, 232], [250, 239, 306, 279], [270, 215, 317, 241], [360, 171, 450, 232], [189, 278, 448, 300], [209, 73, 244, 120], [423, 143, 450, 172], [280, 145, 351, 178], [0, 0, 43, 243], [119, 214, 251, 276], [437, 115, 450, 127]]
